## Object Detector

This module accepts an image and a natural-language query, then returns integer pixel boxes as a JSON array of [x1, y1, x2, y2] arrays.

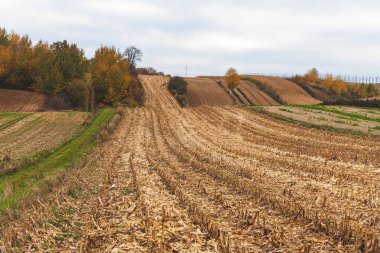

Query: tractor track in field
[[2, 75, 380, 252]]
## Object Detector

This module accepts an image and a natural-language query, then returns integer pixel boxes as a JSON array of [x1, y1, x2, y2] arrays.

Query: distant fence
[[244, 73, 380, 85]]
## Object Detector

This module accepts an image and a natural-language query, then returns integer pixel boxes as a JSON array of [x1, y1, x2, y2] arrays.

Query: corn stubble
[[1, 75, 380, 252]]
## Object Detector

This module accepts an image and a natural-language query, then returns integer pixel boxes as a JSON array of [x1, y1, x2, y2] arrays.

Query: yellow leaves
[[92, 46, 133, 104], [224, 68, 241, 90], [303, 68, 319, 83], [320, 74, 348, 94], [0, 45, 11, 76], [302, 68, 348, 95]]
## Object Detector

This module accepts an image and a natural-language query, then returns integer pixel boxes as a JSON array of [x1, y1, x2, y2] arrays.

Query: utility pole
[[185, 63, 188, 78]]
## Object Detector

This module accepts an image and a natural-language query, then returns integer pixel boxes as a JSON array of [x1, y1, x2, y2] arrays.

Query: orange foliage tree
[[303, 68, 319, 83], [91, 46, 132, 104], [320, 74, 348, 94], [224, 68, 241, 90]]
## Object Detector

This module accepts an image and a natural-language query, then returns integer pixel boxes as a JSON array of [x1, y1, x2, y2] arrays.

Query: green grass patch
[[366, 110, 380, 115], [0, 113, 18, 119], [0, 113, 31, 131], [0, 108, 116, 214], [291, 105, 380, 123], [333, 120, 349, 125], [317, 117, 328, 122], [279, 107, 294, 113], [372, 126, 380, 130]]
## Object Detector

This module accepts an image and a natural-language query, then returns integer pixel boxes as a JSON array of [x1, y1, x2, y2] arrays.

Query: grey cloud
[[0, 0, 379, 76]]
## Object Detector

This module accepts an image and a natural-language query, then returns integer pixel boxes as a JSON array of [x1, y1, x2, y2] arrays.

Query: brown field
[[248, 75, 321, 105], [238, 80, 280, 105], [4, 75, 380, 252], [185, 77, 235, 106], [218, 79, 279, 106], [264, 105, 380, 136], [0, 89, 46, 112], [0, 112, 88, 161]]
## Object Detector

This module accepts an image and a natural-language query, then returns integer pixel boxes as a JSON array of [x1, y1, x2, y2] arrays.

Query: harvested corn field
[[0, 112, 88, 161], [3, 75, 380, 252], [185, 77, 234, 106], [0, 89, 46, 112], [247, 76, 321, 105]]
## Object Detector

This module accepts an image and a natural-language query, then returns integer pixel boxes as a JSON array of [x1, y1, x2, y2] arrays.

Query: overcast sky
[[1, 0, 380, 77]]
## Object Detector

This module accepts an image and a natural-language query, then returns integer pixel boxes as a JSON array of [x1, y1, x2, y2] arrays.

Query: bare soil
[[248, 76, 321, 105], [185, 78, 234, 107]]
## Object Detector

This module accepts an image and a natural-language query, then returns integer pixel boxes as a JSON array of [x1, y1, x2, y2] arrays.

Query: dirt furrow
[[146, 107, 343, 252]]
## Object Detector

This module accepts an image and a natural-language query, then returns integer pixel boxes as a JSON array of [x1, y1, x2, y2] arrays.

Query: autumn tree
[[50, 40, 87, 84], [303, 68, 319, 83], [91, 46, 132, 104], [31, 41, 63, 93], [367, 84, 379, 97], [0, 31, 33, 89], [224, 68, 241, 90], [0, 27, 144, 109], [320, 74, 348, 94], [0, 29, 10, 79]]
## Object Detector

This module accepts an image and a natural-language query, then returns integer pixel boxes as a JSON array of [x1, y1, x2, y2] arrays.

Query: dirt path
[[1, 75, 380, 252]]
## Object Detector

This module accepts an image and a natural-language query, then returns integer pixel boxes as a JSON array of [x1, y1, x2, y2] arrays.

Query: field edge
[[0, 108, 117, 217]]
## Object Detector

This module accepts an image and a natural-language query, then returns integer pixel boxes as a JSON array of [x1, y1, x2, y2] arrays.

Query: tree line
[[291, 68, 379, 99], [0, 28, 143, 110]]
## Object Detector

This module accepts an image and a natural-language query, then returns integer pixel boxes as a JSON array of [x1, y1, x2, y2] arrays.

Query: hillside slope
[[217, 79, 279, 106], [297, 83, 343, 102], [185, 78, 234, 107], [248, 76, 321, 105], [237, 80, 280, 105]]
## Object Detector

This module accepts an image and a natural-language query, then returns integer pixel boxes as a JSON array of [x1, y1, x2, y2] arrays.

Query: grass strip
[[0, 113, 31, 131], [249, 106, 373, 138], [0, 108, 116, 213], [290, 105, 380, 123]]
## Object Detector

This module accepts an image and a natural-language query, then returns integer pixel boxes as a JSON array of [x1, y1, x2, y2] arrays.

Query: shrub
[[43, 92, 72, 110], [224, 68, 241, 90], [66, 79, 90, 110], [168, 77, 189, 106]]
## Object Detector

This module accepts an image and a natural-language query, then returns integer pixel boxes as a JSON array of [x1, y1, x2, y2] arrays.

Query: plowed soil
[[218, 79, 279, 106], [248, 76, 321, 105], [238, 80, 279, 105], [2, 76, 380, 252], [185, 78, 234, 106], [0, 89, 46, 112]]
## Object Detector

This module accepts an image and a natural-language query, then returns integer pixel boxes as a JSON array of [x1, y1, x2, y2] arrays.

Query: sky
[[1, 0, 380, 77]]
